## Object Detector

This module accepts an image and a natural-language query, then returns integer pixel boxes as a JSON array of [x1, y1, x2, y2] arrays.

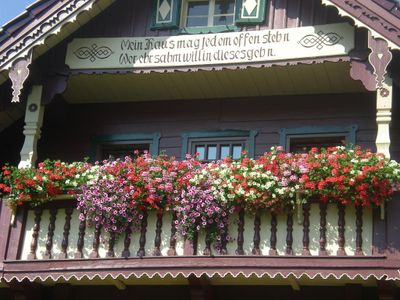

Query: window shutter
[[235, 0, 267, 24], [151, 0, 182, 30]]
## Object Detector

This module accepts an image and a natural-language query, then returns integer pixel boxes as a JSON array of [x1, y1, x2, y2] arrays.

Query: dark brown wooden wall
[[76, 0, 343, 38], [37, 92, 376, 162], [391, 84, 400, 162], [0, 118, 24, 166]]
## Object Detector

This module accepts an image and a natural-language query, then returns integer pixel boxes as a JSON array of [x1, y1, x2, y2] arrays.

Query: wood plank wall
[[76, 0, 344, 38], [36, 92, 376, 162]]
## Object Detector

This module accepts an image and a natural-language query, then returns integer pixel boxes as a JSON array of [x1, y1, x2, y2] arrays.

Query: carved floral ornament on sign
[[66, 23, 354, 70]]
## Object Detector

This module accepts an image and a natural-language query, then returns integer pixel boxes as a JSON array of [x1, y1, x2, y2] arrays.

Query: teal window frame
[[151, 0, 182, 30], [178, 24, 239, 34], [279, 125, 358, 152], [90, 133, 161, 161], [181, 129, 258, 159], [235, 0, 267, 24]]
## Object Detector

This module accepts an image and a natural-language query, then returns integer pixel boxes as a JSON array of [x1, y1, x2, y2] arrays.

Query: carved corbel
[[8, 52, 32, 103], [41, 66, 70, 104], [349, 59, 376, 91]]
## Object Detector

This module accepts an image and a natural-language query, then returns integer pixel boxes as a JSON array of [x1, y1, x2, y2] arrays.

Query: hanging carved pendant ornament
[[368, 32, 393, 92], [8, 52, 32, 103]]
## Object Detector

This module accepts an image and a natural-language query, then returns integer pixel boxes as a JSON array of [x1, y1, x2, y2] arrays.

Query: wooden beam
[[345, 284, 363, 300], [287, 276, 300, 291], [377, 280, 395, 300], [111, 279, 126, 291], [0, 200, 12, 268], [188, 275, 213, 300], [18, 85, 45, 169]]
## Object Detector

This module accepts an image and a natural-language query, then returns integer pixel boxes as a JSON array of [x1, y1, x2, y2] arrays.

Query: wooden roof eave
[[0, 0, 399, 104], [322, 0, 400, 51], [0, 0, 116, 87]]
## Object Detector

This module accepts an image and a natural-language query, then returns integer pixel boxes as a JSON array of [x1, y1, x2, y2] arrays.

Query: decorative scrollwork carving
[[298, 31, 343, 50], [74, 44, 114, 62], [9, 55, 32, 103]]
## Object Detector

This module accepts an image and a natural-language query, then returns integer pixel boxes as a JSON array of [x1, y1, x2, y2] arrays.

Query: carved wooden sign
[[66, 23, 354, 70]]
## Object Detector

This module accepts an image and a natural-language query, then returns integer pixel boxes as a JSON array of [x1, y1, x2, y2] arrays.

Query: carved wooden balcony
[[0, 193, 400, 283]]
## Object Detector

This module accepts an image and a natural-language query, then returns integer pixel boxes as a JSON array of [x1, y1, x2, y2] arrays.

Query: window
[[289, 135, 346, 153], [182, 0, 236, 27], [90, 133, 161, 161], [191, 137, 246, 161], [150, 0, 267, 30], [279, 126, 358, 153], [181, 130, 257, 160], [100, 142, 150, 160]]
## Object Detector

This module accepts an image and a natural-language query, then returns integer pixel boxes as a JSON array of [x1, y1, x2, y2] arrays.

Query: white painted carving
[[159, 0, 171, 20], [243, 0, 258, 16]]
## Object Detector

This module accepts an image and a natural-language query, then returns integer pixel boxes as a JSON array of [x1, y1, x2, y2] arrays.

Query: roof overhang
[[0, 0, 116, 86], [322, 0, 400, 51], [0, 0, 398, 106]]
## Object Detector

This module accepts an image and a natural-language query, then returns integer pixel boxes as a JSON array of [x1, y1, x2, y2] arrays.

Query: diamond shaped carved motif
[[159, 0, 171, 20], [243, 0, 258, 16]]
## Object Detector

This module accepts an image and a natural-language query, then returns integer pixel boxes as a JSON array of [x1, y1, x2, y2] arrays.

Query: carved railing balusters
[[28, 207, 43, 260], [44, 208, 58, 259], [90, 225, 102, 259], [302, 203, 311, 256], [106, 232, 116, 258], [203, 229, 212, 256], [167, 212, 177, 256], [286, 208, 294, 255], [252, 210, 261, 255], [319, 202, 327, 256], [153, 212, 163, 256], [269, 212, 277, 256], [122, 225, 132, 258], [17, 202, 373, 261], [337, 204, 346, 256], [59, 207, 73, 259], [235, 208, 245, 255], [137, 211, 148, 257], [219, 230, 228, 255], [355, 206, 363, 256], [74, 210, 86, 259]]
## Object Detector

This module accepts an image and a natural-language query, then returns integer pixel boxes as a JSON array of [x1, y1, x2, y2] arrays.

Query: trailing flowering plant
[[77, 178, 143, 234], [256, 147, 309, 210], [174, 178, 233, 245], [0, 160, 92, 210], [300, 146, 400, 206], [77, 153, 203, 234], [1, 146, 400, 239]]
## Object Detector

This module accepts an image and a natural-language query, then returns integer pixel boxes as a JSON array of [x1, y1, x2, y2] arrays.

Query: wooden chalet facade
[[0, 0, 400, 299]]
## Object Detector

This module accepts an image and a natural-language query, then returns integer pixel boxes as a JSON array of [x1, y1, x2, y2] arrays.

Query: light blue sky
[[0, 1, 36, 28]]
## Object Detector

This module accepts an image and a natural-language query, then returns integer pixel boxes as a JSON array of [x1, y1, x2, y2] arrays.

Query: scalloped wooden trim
[[0, 0, 116, 72], [321, 0, 399, 50]]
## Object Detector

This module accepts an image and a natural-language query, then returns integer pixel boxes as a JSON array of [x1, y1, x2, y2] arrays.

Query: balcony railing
[[1, 193, 399, 283], [17, 199, 375, 259]]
